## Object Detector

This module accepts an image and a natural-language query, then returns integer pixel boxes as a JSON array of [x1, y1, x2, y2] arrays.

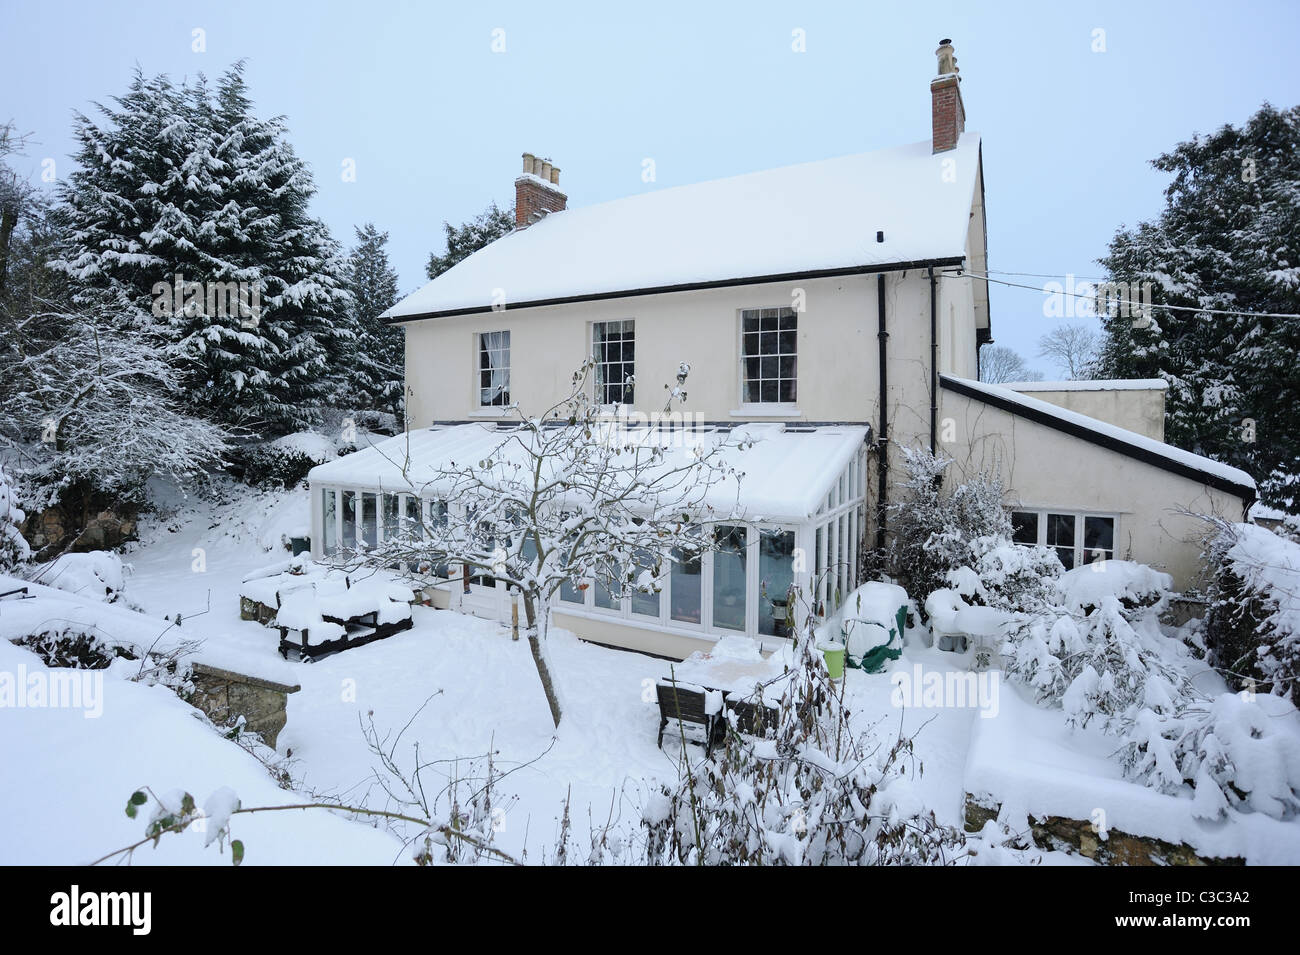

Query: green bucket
[[819, 644, 846, 680]]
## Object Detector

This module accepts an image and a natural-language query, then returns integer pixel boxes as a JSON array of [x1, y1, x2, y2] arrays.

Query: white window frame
[[736, 306, 799, 414], [476, 330, 511, 409], [591, 319, 636, 407], [1010, 507, 1120, 569]]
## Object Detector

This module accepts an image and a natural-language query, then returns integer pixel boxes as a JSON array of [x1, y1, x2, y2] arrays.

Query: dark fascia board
[[383, 256, 966, 325], [939, 374, 1257, 502]]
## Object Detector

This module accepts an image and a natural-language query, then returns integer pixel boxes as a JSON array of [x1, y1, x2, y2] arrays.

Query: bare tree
[[364, 360, 747, 728], [979, 345, 1042, 384], [1037, 323, 1100, 379]]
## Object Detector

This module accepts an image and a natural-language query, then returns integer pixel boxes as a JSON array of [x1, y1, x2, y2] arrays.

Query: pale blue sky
[[4, 0, 1298, 364]]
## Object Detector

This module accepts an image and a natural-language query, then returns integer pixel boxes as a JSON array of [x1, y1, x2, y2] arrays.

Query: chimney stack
[[930, 38, 965, 154], [515, 152, 567, 229]]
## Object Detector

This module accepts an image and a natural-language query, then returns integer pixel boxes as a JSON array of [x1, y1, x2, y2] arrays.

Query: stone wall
[[963, 793, 1243, 866], [21, 504, 137, 558], [188, 663, 300, 750]]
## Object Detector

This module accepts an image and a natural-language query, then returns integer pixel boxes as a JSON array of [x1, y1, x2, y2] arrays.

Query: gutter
[[939, 375, 1258, 502], [383, 256, 966, 324]]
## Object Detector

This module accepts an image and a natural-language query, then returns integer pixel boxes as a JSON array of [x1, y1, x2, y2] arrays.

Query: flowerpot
[[819, 643, 846, 680]]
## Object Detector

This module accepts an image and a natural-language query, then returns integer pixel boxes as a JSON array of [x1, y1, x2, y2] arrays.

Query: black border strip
[[939, 374, 1257, 501], [382, 257, 966, 324]]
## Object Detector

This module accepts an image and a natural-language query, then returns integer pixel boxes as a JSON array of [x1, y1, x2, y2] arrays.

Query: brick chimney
[[930, 39, 965, 154], [515, 152, 567, 228]]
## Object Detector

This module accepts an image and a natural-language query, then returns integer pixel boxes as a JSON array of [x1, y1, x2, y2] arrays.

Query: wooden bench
[[655, 678, 724, 755], [725, 696, 781, 737]]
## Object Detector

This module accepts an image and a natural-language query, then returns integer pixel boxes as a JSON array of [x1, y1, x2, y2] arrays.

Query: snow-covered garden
[[2, 443, 1298, 866]]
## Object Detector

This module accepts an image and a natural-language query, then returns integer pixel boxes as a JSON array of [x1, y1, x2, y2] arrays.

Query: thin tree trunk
[[522, 591, 562, 728]]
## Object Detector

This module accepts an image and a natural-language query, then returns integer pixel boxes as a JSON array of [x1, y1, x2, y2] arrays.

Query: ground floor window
[[712, 525, 748, 631], [1012, 509, 1117, 569], [322, 487, 338, 556], [759, 528, 796, 637]]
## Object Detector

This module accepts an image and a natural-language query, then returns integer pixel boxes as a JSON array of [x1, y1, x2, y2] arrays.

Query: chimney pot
[[876, 230, 885, 243], [514, 151, 567, 229], [930, 39, 966, 153]]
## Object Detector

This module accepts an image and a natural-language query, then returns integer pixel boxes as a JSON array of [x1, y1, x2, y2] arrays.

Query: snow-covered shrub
[[966, 535, 1063, 614], [882, 449, 1023, 609], [1056, 560, 1173, 617], [1123, 692, 1300, 820], [233, 432, 337, 489], [1204, 520, 1300, 706], [0, 463, 31, 572], [642, 627, 965, 865], [29, 550, 129, 603]]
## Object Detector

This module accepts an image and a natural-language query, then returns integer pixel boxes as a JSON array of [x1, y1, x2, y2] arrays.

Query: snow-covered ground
[[2, 478, 1297, 864]]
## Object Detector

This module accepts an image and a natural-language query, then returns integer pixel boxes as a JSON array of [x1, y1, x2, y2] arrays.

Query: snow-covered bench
[[239, 560, 417, 661]]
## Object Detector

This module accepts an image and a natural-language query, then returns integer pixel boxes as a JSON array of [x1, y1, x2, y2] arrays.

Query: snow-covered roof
[[940, 375, 1256, 498], [307, 422, 869, 523], [385, 134, 983, 320], [1004, 379, 1168, 392]]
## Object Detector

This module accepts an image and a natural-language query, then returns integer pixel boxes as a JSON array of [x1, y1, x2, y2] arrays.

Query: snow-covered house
[[308, 40, 1254, 659]]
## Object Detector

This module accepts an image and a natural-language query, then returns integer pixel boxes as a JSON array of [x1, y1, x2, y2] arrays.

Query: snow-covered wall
[[939, 384, 1252, 589], [1006, 381, 1167, 442]]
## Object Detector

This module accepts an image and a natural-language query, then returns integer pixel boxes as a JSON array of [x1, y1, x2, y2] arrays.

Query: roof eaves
[[384, 256, 966, 325]]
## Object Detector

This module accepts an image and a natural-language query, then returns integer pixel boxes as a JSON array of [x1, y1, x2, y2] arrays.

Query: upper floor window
[[741, 307, 797, 404], [478, 330, 510, 407], [592, 320, 634, 405]]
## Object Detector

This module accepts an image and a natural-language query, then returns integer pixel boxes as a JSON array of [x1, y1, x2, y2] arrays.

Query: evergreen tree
[[1094, 104, 1300, 510], [344, 223, 403, 419], [426, 201, 514, 279], [53, 64, 354, 435]]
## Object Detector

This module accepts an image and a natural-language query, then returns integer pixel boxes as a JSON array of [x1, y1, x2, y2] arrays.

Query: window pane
[[360, 493, 378, 549], [403, 496, 423, 540], [382, 493, 400, 541], [479, 331, 510, 406], [341, 490, 357, 549], [630, 547, 661, 617], [1047, 513, 1075, 569], [560, 577, 583, 603], [1084, 516, 1114, 552], [594, 572, 619, 610], [742, 308, 797, 404], [670, 540, 703, 624], [1011, 511, 1038, 545], [759, 529, 795, 637], [593, 320, 635, 405], [322, 488, 337, 556], [1046, 514, 1075, 547], [712, 525, 747, 631], [1083, 516, 1115, 564]]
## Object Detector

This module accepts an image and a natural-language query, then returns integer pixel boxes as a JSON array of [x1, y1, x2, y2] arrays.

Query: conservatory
[[306, 422, 869, 659]]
